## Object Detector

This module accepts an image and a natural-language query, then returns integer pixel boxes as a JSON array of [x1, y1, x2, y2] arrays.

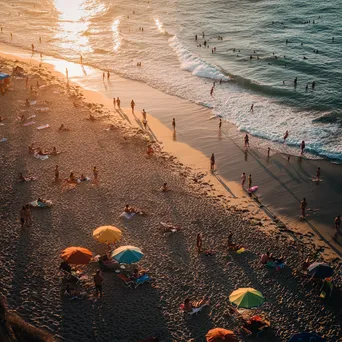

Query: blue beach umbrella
[[307, 262, 333, 279], [288, 332, 326, 342], [111, 245, 144, 264]]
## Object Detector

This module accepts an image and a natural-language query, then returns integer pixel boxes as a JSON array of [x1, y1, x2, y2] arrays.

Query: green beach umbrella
[[229, 288, 265, 309]]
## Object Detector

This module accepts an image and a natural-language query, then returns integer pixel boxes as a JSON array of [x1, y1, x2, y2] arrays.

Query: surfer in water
[[283, 130, 289, 143]]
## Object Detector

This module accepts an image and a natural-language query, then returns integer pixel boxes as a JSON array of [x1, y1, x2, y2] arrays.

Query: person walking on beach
[[102, 72, 105, 81], [142, 109, 147, 120], [25, 77, 29, 88], [210, 86, 214, 96], [24, 204, 32, 226], [250, 103, 254, 112], [267, 147, 271, 157], [65, 68, 68, 81], [172, 118, 176, 130], [248, 174, 252, 189], [113, 97, 116, 108], [107, 71, 110, 79], [244, 134, 249, 149], [210, 153, 215, 172], [20, 206, 26, 230], [31, 44, 34, 52], [80, 55, 83, 64], [241, 172, 246, 187], [94, 270, 103, 298], [300, 140, 305, 154], [196, 233, 202, 253], [316, 167, 321, 181], [219, 119, 222, 129], [300, 198, 307, 218], [131, 99, 135, 114], [143, 118, 147, 130], [334, 215, 341, 231], [117, 97, 121, 108], [93, 166, 99, 185], [283, 130, 289, 143], [54, 165, 59, 183]]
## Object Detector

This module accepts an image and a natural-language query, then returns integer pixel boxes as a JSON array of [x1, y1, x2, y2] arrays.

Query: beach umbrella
[[229, 288, 265, 309], [93, 225, 122, 243], [206, 328, 238, 342], [307, 262, 333, 279], [111, 245, 143, 264], [288, 332, 326, 342], [60, 247, 92, 265]]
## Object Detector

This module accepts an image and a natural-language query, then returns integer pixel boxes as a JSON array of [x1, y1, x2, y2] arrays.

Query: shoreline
[[1, 42, 341, 260], [0, 47, 342, 341]]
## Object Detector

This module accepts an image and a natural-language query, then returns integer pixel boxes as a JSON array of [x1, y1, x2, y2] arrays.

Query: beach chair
[[117, 273, 135, 288], [134, 274, 152, 288], [320, 279, 334, 299]]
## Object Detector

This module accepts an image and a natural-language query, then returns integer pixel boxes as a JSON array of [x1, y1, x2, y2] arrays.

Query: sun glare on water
[[154, 18, 165, 34]]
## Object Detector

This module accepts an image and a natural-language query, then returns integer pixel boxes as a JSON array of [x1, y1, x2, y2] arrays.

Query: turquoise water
[[0, 0, 341, 159]]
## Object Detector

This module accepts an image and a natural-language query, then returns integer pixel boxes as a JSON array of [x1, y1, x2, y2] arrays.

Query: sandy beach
[[0, 50, 342, 342]]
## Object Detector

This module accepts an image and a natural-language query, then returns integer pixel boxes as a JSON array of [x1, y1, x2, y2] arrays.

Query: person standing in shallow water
[[210, 153, 215, 171], [219, 119, 222, 129], [300, 140, 305, 154], [172, 118, 176, 130], [300, 198, 307, 218], [131, 99, 135, 114], [241, 172, 246, 187], [248, 174, 252, 189]]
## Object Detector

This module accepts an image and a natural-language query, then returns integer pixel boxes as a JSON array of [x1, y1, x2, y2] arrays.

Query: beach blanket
[[37, 124, 50, 130], [29, 200, 53, 208], [0, 138, 8, 143], [27, 114, 36, 120], [36, 107, 50, 113], [23, 121, 35, 126], [119, 212, 136, 220]]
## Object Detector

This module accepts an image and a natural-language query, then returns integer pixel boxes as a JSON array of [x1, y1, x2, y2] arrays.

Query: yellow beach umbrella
[[93, 225, 122, 243]]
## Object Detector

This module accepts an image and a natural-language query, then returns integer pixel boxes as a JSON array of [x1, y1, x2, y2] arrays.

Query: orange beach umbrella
[[60, 247, 92, 265], [206, 328, 238, 342]]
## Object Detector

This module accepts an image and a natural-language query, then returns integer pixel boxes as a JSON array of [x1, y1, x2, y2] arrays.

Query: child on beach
[[241, 172, 246, 187], [196, 233, 202, 253], [20, 206, 26, 229], [300, 198, 307, 218]]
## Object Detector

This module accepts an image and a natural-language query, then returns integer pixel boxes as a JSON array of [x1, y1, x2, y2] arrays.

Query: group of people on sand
[[28, 143, 59, 157]]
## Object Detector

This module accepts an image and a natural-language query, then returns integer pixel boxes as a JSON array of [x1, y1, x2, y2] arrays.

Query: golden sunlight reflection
[[112, 18, 121, 52], [54, 0, 93, 53], [154, 18, 165, 34]]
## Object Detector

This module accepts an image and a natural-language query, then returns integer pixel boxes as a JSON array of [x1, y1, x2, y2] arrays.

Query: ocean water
[[0, 0, 341, 159]]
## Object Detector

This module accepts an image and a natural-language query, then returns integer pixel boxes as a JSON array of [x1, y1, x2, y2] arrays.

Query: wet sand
[[0, 52, 341, 341]]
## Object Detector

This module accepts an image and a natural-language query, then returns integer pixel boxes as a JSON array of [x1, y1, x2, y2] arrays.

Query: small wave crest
[[168, 36, 230, 81]]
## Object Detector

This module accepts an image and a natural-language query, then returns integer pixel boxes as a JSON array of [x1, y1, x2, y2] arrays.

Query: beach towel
[[77, 177, 90, 183], [29, 200, 53, 208], [29, 101, 37, 106], [0, 123, 4, 126], [33, 152, 49, 160], [119, 212, 136, 220], [36, 107, 50, 113], [23, 121, 35, 126], [0, 138, 8, 143], [37, 124, 50, 130], [27, 114, 36, 120], [18, 177, 37, 182]]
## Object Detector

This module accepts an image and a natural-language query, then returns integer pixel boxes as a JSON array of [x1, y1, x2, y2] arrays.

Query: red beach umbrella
[[60, 246, 92, 265]]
